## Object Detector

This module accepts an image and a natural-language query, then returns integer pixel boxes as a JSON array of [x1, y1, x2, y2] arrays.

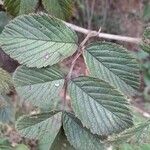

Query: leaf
[[0, 94, 15, 123], [141, 27, 150, 53], [43, 0, 73, 20], [4, 0, 38, 17], [16, 111, 62, 150], [0, 11, 9, 33], [50, 127, 75, 150], [13, 65, 64, 109], [63, 112, 105, 150], [0, 13, 78, 68], [0, 68, 13, 94], [107, 119, 150, 144], [84, 42, 140, 96], [69, 76, 133, 136]]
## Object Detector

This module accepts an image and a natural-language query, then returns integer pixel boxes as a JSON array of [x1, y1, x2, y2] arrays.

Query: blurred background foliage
[[0, 0, 150, 149]]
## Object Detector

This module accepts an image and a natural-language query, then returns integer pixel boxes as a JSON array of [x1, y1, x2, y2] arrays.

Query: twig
[[64, 21, 141, 43], [63, 30, 100, 108]]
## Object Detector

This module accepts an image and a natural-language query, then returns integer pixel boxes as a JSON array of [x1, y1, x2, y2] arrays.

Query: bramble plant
[[0, 0, 150, 150]]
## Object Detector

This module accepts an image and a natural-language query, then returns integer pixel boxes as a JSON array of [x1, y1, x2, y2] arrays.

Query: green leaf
[[0, 95, 15, 123], [0, 12, 9, 34], [43, 0, 73, 20], [69, 76, 133, 136], [141, 27, 150, 53], [16, 111, 62, 150], [63, 112, 105, 150], [13, 65, 64, 109], [0, 13, 78, 68], [0, 68, 13, 94], [107, 119, 150, 144], [84, 42, 140, 96], [50, 127, 75, 150], [4, 0, 38, 16]]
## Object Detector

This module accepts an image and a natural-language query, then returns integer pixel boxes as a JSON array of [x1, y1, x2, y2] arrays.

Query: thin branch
[[64, 21, 141, 44], [63, 31, 99, 108]]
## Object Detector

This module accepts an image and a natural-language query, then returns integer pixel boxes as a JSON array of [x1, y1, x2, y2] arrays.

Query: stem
[[63, 31, 98, 107], [64, 21, 141, 43]]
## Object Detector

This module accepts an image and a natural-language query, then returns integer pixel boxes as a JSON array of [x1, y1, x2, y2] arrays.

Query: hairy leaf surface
[[0, 13, 78, 67], [84, 42, 140, 96], [69, 76, 133, 136], [63, 112, 105, 150], [43, 0, 73, 20], [16, 111, 62, 149], [13, 65, 64, 109]]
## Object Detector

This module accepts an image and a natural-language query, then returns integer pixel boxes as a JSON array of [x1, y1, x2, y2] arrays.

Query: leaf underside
[[84, 42, 140, 96], [0, 13, 78, 68], [63, 112, 105, 150], [13, 65, 64, 109], [69, 76, 133, 136]]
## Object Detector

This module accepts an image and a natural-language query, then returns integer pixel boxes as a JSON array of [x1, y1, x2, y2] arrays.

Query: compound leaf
[[13, 65, 64, 109], [4, 0, 38, 16], [16, 111, 62, 150], [69, 76, 133, 136], [43, 0, 73, 20], [0, 13, 78, 68], [63, 112, 105, 150], [84, 42, 140, 96]]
